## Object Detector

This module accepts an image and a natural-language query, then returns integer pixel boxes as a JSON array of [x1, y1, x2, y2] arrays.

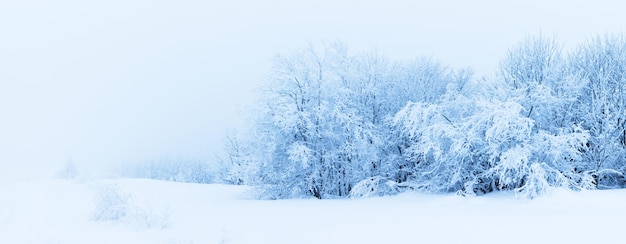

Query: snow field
[[1, 179, 624, 243]]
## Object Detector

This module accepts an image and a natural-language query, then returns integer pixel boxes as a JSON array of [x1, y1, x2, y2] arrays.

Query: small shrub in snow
[[92, 184, 131, 221], [91, 183, 171, 229], [349, 176, 400, 198]]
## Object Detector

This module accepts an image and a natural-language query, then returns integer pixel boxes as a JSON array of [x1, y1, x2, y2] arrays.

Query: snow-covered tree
[[392, 82, 591, 198], [498, 35, 584, 133], [568, 34, 626, 188], [245, 43, 361, 198], [226, 42, 460, 199], [390, 36, 594, 198], [500, 35, 563, 89]]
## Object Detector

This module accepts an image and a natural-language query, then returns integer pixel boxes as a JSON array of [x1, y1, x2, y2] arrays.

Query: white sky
[[1, 0, 625, 178]]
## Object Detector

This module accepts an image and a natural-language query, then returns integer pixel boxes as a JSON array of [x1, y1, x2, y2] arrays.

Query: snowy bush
[[349, 176, 400, 199], [390, 36, 596, 198], [513, 163, 553, 199], [92, 184, 131, 222], [91, 183, 171, 229], [393, 92, 591, 198]]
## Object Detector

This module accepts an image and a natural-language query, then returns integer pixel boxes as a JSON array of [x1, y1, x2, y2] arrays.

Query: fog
[[1, 0, 624, 179]]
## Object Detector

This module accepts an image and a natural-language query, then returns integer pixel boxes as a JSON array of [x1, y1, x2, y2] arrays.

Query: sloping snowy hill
[[1, 179, 624, 243]]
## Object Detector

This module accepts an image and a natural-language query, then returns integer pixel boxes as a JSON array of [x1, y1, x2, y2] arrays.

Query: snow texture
[[1, 179, 625, 244]]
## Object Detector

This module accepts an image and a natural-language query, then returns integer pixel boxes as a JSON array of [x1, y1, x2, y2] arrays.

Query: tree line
[[220, 34, 626, 199]]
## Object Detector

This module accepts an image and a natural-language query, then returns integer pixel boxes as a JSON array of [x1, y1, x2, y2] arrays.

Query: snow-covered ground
[[1, 178, 623, 244]]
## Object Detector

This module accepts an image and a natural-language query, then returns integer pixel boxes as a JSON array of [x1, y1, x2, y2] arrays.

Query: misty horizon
[[2, 0, 625, 179]]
